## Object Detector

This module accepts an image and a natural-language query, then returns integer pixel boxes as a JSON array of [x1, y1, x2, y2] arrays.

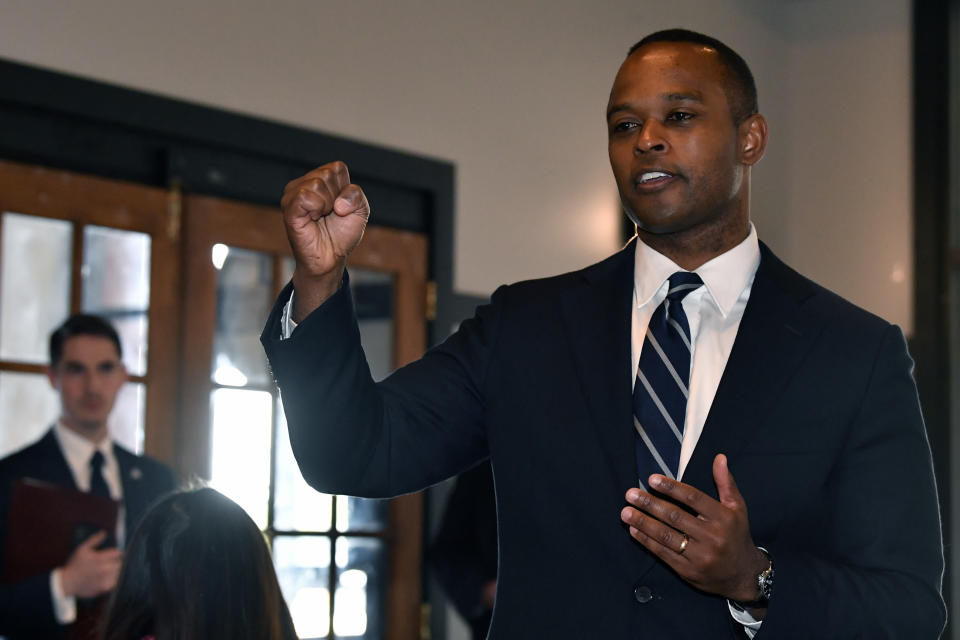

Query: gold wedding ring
[[678, 533, 690, 554]]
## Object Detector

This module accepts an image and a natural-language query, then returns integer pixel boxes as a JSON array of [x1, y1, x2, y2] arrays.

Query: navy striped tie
[[634, 272, 703, 485]]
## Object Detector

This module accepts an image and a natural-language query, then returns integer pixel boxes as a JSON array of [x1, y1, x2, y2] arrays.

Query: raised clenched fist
[[280, 161, 371, 320]]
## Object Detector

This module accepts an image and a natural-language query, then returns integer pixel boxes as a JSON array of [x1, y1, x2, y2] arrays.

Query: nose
[[84, 371, 102, 394], [634, 119, 667, 154]]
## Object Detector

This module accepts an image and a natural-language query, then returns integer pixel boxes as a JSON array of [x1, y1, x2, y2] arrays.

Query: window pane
[[274, 536, 331, 640], [210, 388, 272, 528], [108, 382, 145, 454], [274, 399, 332, 532], [211, 246, 272, 387], [82, 226, 151, 376], [334, 537, 386, 640], [0, 371, 59, 458], [0, 213, 71, 363], [335, 495, 388, 533], [350, 269, 394, 382]]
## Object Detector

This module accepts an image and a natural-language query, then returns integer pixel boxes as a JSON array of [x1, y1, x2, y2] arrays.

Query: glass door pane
[[82, 225, 152, 376], [275, 536, 332, 640], [0, 371, 59, 457], [211, 246, 272, 387], [334, 537, 386, 640], [0, 213, 72, 363], [210, 387, 273, 529]]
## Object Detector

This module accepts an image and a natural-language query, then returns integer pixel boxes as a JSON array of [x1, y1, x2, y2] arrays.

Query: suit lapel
[[682, 244, 826, 493], [114, 445, 146, 537], [35, 428, 78, 490], [559, 242, 637, 493]]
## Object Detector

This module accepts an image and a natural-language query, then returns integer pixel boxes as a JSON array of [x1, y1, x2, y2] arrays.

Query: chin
[[624, 207, 684, 235], [72, 418, 107, 432]]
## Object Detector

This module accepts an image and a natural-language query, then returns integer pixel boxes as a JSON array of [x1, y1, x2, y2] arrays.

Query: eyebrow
[[606, 92, 706, 120]]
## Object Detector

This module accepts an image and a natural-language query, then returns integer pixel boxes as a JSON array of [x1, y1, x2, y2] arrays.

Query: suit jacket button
[[633, 585, 653, 603]]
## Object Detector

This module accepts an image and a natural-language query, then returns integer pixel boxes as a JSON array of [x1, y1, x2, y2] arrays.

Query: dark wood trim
[[69, 223, 84, 315], [143, 188, 183, 466], [0, 361, 46, 375], [0, 360, 149, 385], [912, 0, 955, 632]]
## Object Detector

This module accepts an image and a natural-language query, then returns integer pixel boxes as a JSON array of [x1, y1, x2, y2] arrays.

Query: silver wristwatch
[[732, 546, 773, 610], [755, 546, 774, 601]]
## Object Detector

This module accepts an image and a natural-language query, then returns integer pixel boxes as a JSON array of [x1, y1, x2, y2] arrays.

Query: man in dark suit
[[429, 463, 498, 640], [0, 314, 175, 639], [261, 30, 945, 638]]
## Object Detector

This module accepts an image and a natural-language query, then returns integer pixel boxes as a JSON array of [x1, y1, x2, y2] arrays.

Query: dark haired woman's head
[[100, 487, 298, 640]]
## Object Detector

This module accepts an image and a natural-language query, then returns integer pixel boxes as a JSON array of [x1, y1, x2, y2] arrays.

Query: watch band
[[732, 546, 773, 610]]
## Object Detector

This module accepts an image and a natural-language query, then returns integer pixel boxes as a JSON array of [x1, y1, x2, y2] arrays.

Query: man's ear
[[44, 365, 58, 389], [738, 113, 768, 166]]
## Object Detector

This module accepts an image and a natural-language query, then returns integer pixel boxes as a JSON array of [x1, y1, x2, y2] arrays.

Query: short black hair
[[49, 313, 122, 366], [627, 29, 758, 124]]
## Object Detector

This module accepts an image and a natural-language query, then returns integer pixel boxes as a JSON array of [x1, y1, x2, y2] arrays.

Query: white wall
[[0, 0, 913, 333], [776, 1, 914, 334], [0, 1, 916, 636]]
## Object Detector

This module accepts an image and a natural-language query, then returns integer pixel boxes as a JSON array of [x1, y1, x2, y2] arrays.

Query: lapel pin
[[130, 467, 143, 480]]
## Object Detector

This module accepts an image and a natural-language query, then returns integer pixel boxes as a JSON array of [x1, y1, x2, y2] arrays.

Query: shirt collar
[[54, 420, 113, 470], [633, 223, 761, 318]]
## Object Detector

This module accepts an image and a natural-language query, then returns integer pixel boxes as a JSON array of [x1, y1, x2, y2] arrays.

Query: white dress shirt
[[48, 422, 125, 625], [630, 225, 763, 636]]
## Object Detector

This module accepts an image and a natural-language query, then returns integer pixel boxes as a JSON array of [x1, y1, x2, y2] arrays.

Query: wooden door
[[179, 193, 427, 640]]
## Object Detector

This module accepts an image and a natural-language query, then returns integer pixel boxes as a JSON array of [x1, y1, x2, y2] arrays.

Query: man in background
[[0, 314, 175, 639], [429, 462, 497, 640]]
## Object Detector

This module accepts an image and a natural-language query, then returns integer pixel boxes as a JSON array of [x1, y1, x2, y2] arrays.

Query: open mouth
[[635, 170, 677, 189]]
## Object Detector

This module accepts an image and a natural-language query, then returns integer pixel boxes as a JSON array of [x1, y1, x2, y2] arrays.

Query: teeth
[[640, 171, 671, 183]]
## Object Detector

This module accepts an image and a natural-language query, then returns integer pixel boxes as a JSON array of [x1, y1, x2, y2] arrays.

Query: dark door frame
[[912, 0, 956, 634]]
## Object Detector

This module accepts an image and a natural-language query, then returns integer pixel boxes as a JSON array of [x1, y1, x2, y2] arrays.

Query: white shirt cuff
[[50, 568, 77, 624], [727, 600, 762, 638], [281, 292, 298, 339]]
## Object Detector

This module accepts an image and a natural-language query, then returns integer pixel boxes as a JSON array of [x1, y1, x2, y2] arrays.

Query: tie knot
[[666, 272, 703, 303], [89, 450, 105, 471]]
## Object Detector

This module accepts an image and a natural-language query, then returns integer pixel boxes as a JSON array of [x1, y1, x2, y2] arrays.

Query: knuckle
[[657, 529, 674, 546], [655, 478, 675, 493], [666, 509, 684, 525]]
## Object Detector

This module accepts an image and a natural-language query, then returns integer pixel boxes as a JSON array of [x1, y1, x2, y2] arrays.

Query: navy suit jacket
[[262, 241, 945, 639], [0, 428, 175, 639]]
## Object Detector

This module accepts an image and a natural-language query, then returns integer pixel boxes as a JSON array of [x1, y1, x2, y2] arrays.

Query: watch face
[[759, 566, 774, 600]]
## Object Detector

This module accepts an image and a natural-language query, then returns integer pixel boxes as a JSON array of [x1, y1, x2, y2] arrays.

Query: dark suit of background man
[[0, 314, 175, 639], [261, 29, 945, 639], [429, 462, 498, 640]]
